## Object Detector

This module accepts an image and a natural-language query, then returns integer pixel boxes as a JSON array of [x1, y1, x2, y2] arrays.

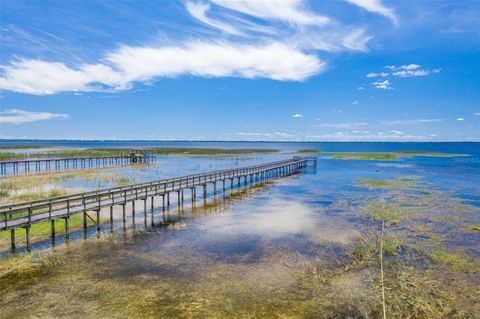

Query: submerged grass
[[467, 224, 480, 232], [0, 213, 111, 251], [357, 176, 421, 190], [353, 174, 480, 317], [0, 169, 134, 204], [0, 167, 478, 318], [0, 249, 65, 280], [429, 248, 472, 272]]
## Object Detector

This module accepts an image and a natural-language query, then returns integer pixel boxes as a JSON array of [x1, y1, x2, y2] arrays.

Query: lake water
[[1, 141, 479, 318]]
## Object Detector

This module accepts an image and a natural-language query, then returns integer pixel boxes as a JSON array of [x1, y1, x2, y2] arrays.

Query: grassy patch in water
[[0, 145, 51, 150], [0, 249, 64, 280], [0, 170, 133, 203], [333, 152, 398, 161], [0, 152, 26, 161], [0, 147, 279, 160], [429, 248, 471, 272], [357, 176, 421, 190], [288, 149, 463, 161], [395, 150, 466, 157], [0, 214, 94, 240], [290, 149, 323, 154], [467, 224, 480, 232]]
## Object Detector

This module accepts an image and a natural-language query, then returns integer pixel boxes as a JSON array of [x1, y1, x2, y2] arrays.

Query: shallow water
[[1, 142, 479, 318]]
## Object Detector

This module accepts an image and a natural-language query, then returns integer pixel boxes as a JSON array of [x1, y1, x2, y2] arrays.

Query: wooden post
[[143, 199, 147, 226], [132, 201, 136, 225], [65, 217, 70, 240], [10, 229, 15, 252], [110, 206, 114, 223], [51, 220, 55, 238], [96, 209, 101, 232], [151, 197, 155, 227], [26, 226, 31, 251], [122, 204, 126, 224]]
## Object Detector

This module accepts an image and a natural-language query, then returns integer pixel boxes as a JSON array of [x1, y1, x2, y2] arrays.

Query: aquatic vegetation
[[333, 152, 398, 161], [0, 145, 51, 149], [0, 213, 111, 251], [290, 149, 323, 154], [357, 176, 421, 190], [468, 224, 480, 232], [0, 170, 134, 204], [0, 147, 279, 160], [289, 150, 464, 161], [0, 152, 25, 161], [362, 202, 405, 226], [429, 248, 471, 272], [12, 188, 69, 202], [395, 150, 467, 157], [0, 249, 65, 280]]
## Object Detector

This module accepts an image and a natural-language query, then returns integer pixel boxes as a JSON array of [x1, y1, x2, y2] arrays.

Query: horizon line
[[0, 138, 479, 143]]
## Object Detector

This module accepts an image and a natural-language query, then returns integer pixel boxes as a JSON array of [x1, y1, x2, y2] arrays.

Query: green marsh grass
[[290, 149, 463, 161], [0, 147, 279, 160]]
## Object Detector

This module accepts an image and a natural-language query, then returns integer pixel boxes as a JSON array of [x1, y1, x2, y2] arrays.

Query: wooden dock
[[0, 155, 156, 176], [0, 157, 316, 252]]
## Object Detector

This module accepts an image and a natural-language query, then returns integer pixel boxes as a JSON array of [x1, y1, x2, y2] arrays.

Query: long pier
[[0, 155, 156, 176], [0, 157, 316, 252]]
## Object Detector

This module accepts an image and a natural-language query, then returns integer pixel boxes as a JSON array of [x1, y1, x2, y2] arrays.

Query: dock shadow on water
[[1, 154, 480, 318]]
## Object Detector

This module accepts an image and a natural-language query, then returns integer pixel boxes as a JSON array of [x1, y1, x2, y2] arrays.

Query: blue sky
[[0, 0, 479, 141]]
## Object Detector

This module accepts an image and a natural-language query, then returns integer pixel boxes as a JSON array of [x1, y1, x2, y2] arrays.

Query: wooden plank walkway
[[0, 155, 156, 176], [0, 156, 317, 251]]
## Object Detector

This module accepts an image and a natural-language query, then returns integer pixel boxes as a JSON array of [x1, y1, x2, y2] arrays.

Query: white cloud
[[226, 128, 439, 142], [366, 72, 388, 78], [0, 42, 325, 95], [357, 86, 364, 90], [345, 0, 397, 24], [382, 118, 443, 125], [393, 70, 429, 77], [400, 64, 421, 70], [292, 113, 303, 118], [1, 0, 379, 95], [457, 117, 465, 121], [315, 122, 369, 129], [384, 64, 421, 71], [186, 1, 244, 35], [373, 79, 392, 89], [305, 130, 436, 141], [474, 112, 480, 116], [211, 0, 330, 25], [340, 28, 373, 52], [378, 64, 440, 78], [352, 100, 359, 105], [0, 108, 68, 124]]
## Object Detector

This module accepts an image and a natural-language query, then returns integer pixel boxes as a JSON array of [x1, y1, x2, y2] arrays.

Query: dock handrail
[[1, 157, 316, 231]]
